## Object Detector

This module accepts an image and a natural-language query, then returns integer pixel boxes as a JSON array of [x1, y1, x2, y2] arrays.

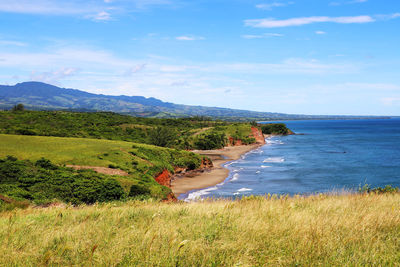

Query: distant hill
[[0, 82, 390, 120]]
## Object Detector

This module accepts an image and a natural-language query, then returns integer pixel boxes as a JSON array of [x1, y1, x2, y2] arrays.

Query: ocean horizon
[[183, 118, 400, 200]]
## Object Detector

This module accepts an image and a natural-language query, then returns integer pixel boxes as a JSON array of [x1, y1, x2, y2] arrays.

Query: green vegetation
[[0, 156, 124, 205], [0, 134, 204, 201], [0, 193, 399, 265], [193, 123, 256, 148], [0, 110, 215, 145], [359, 184, 399, 194], [261, 123, 292, 135], [0, 110, 291, 206], [11, 103, 25, 112], [194, 132, 227, 150], [147, 126, 177, 147], [0, 110, 264, 150]]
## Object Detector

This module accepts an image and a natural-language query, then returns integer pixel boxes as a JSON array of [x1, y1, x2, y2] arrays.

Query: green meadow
[[0, 134, 203, 199], [0, 134, 134, 167]]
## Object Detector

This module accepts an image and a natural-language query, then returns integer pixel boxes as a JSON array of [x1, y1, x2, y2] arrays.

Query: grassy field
[[0, 134, 203, 198], [0, 110, 264, 150], [0, 134, 134, 167], [0, 193, 399, 266]]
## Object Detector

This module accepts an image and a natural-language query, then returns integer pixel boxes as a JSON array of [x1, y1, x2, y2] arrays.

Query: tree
[[148, 126, 177, 147], [261, 123, 290, 135], [194, 132, 226, 150], [11, 104, 25, 112]]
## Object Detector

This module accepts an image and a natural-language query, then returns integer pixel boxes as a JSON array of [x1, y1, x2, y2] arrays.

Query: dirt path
[[67, 165, 129, 176], [192, 127, 212, 136]]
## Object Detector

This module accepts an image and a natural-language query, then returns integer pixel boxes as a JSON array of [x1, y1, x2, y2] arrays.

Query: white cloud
[[375, 13, 400, 20], [124, 64, 146, 75], [245, 15, 375, 28], [315, 31, 326, 35], [176, 35, 205, 41], [255, 2, 294, 10], [330, 0, 367, 6], [89, 11, 112, 21], [242, 33, 284, 39], [30, 67, 79, 84], [381, 97, 400, 106], [0, 0, 96, 15], [210, 58, 359, 75], [0, 40, 27, 47], [0, 0, 174, 20]]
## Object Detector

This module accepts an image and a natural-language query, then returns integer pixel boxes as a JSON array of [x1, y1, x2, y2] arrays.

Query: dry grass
[[1, 193, 399, 266]]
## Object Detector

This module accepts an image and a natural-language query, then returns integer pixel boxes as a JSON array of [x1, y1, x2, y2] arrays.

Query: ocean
[[185, 119, 400, 200]]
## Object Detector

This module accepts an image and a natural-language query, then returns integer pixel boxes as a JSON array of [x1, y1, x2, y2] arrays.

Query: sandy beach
[[171, 144, 263, 197]]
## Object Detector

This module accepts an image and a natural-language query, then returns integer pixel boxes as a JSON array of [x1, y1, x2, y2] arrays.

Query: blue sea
[[185, 119, 400, 200]]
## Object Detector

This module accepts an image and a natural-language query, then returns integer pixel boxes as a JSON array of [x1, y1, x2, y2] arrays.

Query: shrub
[[359, 184, 399, 194], [194, 132, 227, 150], [261, 123, 290, 135], [0, 157, 125, 205], [148, 126, 177, 147], [11, 103, 25, 112], [108, 164, 117, 169], [35, 158, 58, 170], [129, 184, 151, 197], [15, 128, 37, 136]]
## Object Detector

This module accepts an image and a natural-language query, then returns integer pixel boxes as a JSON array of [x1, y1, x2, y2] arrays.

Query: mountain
[[0, 82, 390, 120]]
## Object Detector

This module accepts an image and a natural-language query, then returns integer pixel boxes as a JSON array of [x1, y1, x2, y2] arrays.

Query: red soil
[[251, 127, 266, 144], [155, 169, 172, 187]]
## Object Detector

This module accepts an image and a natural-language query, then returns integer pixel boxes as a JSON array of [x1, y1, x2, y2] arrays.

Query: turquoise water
[[185, 119, 400, 200]]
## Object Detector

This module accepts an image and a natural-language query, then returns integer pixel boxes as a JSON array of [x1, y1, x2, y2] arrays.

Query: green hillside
[[0, 134, 204, 202], [0, 110, 260, 149]]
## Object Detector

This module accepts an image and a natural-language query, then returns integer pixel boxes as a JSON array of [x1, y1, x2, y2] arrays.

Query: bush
[[129, 184, 151, 197], [11, 103, 25, 112], [148, 126, 177, 147], [0, 157, 125, 205], [359, 184, 399, 194], [15, 128, 37, 135], [261, 123, 290, 135], [194, 132, 227, 150], [35, 158, 58, 170]]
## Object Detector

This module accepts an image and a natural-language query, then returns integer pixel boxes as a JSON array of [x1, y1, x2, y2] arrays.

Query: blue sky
[[0, 0, 399, 115]]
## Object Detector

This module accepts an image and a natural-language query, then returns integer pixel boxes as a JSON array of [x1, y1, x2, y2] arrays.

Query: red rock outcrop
[[155, 158, 214, 202], [228, 137, 243, 146], [200, 157, 213, 169], [162, 192, 178, 203], [251, 127, 266, 144], [155, 169, 171, 187]]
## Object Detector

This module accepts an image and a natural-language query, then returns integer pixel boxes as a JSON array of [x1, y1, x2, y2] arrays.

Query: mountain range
[[0, 82, 391, 120]]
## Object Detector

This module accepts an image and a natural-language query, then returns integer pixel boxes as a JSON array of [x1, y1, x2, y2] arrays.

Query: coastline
[[171, 143, 263, 198]]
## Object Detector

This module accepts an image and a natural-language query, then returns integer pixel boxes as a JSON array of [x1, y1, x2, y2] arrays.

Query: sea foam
[[237, 188, 252, 192], [263, 157, 285, 163], [231, 173, 239, 181], [185, 186, 219, 201]]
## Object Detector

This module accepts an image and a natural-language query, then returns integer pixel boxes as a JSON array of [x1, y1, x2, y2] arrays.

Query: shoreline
[[171, 143, 264, 198]]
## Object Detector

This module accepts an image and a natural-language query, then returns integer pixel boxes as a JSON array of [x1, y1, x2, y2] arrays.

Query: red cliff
[[251, 127, 266, 144], [155, 169, 171, 187], [154, 157, 213, 202]]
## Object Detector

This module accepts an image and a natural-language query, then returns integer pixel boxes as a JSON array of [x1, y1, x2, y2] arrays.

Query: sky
[[0, 0, 399, 115]]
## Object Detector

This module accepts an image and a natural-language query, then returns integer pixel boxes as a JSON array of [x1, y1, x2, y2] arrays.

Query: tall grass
[[1, 193, 399, 266]]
